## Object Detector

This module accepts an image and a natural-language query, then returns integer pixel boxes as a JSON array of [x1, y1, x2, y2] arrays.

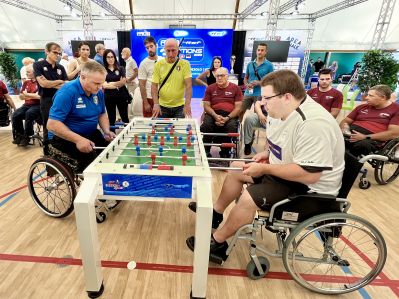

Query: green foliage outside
[[358, 50, 399, 93], [0, 51, 19, 88]]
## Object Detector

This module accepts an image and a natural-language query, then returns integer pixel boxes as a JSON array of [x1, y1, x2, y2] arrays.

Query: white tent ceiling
[[0, 0, 398, 51]]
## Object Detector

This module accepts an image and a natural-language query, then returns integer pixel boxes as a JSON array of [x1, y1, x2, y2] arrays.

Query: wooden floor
[[1, 106, 399, 298]]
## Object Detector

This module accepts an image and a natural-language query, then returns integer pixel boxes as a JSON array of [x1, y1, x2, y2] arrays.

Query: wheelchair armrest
[[359, 154, 388, 163], [287, 193, 337, 202]]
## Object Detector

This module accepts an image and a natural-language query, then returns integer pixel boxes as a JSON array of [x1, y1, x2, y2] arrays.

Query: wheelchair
[[27, 144, 120, 223], [358, 138, 399, 189], [225, 152, 387, 295]]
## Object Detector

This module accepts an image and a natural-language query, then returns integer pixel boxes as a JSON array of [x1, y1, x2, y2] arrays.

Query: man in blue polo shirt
[[47, 61, 115, 171], [239, 43, 274, 120]]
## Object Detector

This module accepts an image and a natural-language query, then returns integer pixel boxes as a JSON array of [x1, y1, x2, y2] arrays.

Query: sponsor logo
[[208, 30, 227, 37], [57, 69, 62, 75], [225, 91, 232, 96], [93, 95, 98, 105], [379, 113, 391, 118], [137, 31, 150, 37], [105, 180, 124, 190], [43, 67, 48, 71], [115, 70, 119, 76], [173, 30, 189, 37], [76, 104, 86, 109]]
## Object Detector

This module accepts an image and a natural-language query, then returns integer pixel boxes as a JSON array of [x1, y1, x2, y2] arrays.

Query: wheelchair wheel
[[27, 157, 76, 218], [246, 256, 270, 280], [374, 139, 399, 185], [282, 212, 386, 295]]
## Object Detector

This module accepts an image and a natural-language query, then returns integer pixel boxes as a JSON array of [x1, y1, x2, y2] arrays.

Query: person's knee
[[237, 190, 258, 212]]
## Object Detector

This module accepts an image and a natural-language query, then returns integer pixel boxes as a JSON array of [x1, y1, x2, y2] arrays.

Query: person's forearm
[[39, 79, 65, 88], [185, 85, 192, 103], [24, 92, 41, 99], [98, 114, 111, 134], [263, 163, 321, 185], [114, 78, 127, 88], [5, 95, 16, 109], [204, 104, 217, 118], [254, 102, 263, 116], [151, 83, 159, 104], [367, 130, 399, 142], [228, 106, 241, 118]]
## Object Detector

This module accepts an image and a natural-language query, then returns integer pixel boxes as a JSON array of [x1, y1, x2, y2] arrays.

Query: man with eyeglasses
[[307, 68, 343, 118], [33, 42, 68, 143], [151, 38, 192, 118], [200, 67, 242, 158], [138, 36, 158, 117], [240, 43, 274, 120], [186, 70, 345, 265]]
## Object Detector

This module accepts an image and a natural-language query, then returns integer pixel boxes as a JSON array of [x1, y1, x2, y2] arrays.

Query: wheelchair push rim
[[27, 157, 76, 218], [374, 139, 399, 185], [282, 212, 387, 295]]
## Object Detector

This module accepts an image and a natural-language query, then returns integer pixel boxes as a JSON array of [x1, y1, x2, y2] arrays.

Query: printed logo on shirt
[[43, 67, 48, 71], [212, 91, 218, 96], [76, 104, 86, 109], [57, 69, 62, 76], [115, 70, 119, 76], [267, 138, 282, 160], [93, 95, 98, 105], [77, 97, 83, 104], [325, 96, 334, 100], [176, 66, 181, 71], [360, 109, 369, 114], [225, 91, 233, 96], [379, 112, 391, 118]]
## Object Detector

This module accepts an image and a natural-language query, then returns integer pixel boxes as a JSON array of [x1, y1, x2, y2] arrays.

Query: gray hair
[[216, 67, 229, 74], [95, 43, 105, 53], [80, 61, 106, 75]]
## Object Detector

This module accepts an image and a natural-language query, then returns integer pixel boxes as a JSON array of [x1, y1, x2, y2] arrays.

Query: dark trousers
[[12, 104, 41, 137], [345, 124, 384, 157], [200, 111, 239, 155], [40, 96, 53, 143], [105, 94, 129, 130], [160, 105, 185, 118], [50, 129, 108, 172]]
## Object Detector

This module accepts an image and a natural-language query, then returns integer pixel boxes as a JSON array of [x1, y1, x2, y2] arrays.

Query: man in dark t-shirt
[[200, 67, 242, 158], [307, 69, 343, 118], [340, 84, 399, 157], [313, 57, 325, 72]]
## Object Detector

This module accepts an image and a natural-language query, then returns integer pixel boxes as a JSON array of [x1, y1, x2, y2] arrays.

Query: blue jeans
[[160, 105, 185, 118]]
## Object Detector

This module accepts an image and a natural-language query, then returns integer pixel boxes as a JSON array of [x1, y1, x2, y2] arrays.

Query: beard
[[148, 51, 156, 57]]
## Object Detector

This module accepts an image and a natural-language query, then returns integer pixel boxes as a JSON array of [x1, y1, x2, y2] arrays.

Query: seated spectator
[[20, 57, 35, 84], [200, 67, 242, 158], [12, 65, 41, 146], [186, 69, 345, 264], [307, 69, 343, 118], [0, 80, 16, 126], [242, 99, 267, 156], [340, 85, 399, 157]]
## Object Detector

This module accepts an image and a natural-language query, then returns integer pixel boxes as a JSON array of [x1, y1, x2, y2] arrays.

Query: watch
[[226, 115, 231, 120], [366, 136, 371, 140]]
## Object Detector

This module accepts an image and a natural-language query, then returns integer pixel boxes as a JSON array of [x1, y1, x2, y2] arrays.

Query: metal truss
[[278, 0, 304, 14], [82, 0, 94, 40], [309, 0, 369, 19], [57, 0, 82, 11], [0, 0, 62, 21], [300, 19, 315, 80], [266, 0, 280, 40], [370, 0, 397, 49], [91, 0, 124, 20], [239, 0, 269, 19]]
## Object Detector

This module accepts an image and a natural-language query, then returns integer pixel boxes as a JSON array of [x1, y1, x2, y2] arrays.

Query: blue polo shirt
[[48, 78, 106, 140], [244, 59, 274, 96]]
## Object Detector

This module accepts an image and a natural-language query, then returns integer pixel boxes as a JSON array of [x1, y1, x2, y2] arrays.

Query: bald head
[[121, 47, 131, 60], [164, 38, 179, 63]]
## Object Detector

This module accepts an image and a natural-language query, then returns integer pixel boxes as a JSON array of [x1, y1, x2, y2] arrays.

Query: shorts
[[247, 174, 309, 210]]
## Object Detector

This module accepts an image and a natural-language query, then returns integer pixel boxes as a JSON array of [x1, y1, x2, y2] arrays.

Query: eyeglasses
[[51, 51, 62, 56], [106, 56, 115, 59], [215, 74, 227, 78], [262, 93, 282, 101]]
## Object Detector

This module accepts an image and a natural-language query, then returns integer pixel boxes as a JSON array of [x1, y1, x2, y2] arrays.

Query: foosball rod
[[209, 166, 243, 171]]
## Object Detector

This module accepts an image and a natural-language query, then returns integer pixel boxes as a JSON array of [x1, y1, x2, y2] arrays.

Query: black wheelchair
[[358, 138, 399, 189], [225, 152, 387, 295], [27, 144, 119, 222]]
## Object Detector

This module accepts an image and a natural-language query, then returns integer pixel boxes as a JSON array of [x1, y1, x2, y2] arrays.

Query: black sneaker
[[188, 202, 223, 229], [19, 137, 30, 147], [186, 235, 229, 265], [12, 134, 23, 145], [244, 144, 252, 155], [219, 151, 230, 159]]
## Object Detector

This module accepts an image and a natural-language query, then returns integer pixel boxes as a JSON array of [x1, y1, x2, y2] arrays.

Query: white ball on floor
[[127, 261, 137, 270]]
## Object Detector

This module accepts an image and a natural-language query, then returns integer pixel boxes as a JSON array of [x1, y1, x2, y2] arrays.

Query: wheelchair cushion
[[272, 194, 342, 223]]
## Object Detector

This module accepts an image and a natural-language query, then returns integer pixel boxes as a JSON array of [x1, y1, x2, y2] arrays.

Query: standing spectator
[[138, 36, 158, 117], [94, 43, 105, 65], [195, 56, 222, 87], [12, 65, 41, 146], [67, 42, 93, 80], [0, 79, 16, 126], [33, 42, 68, 143], [59, 53, 69, 71], [121, 47, 138, 96], [307, 69, 343, 118], [240, 43, 274, 119], [304, 58, 315, 85], [151, 38, 192, 118], [329, 61, 338, 81], [313, 57, 325, 72], [200, 67, 242, 158], [20, 57, 35, 83], [103, 49, 129, 129]]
